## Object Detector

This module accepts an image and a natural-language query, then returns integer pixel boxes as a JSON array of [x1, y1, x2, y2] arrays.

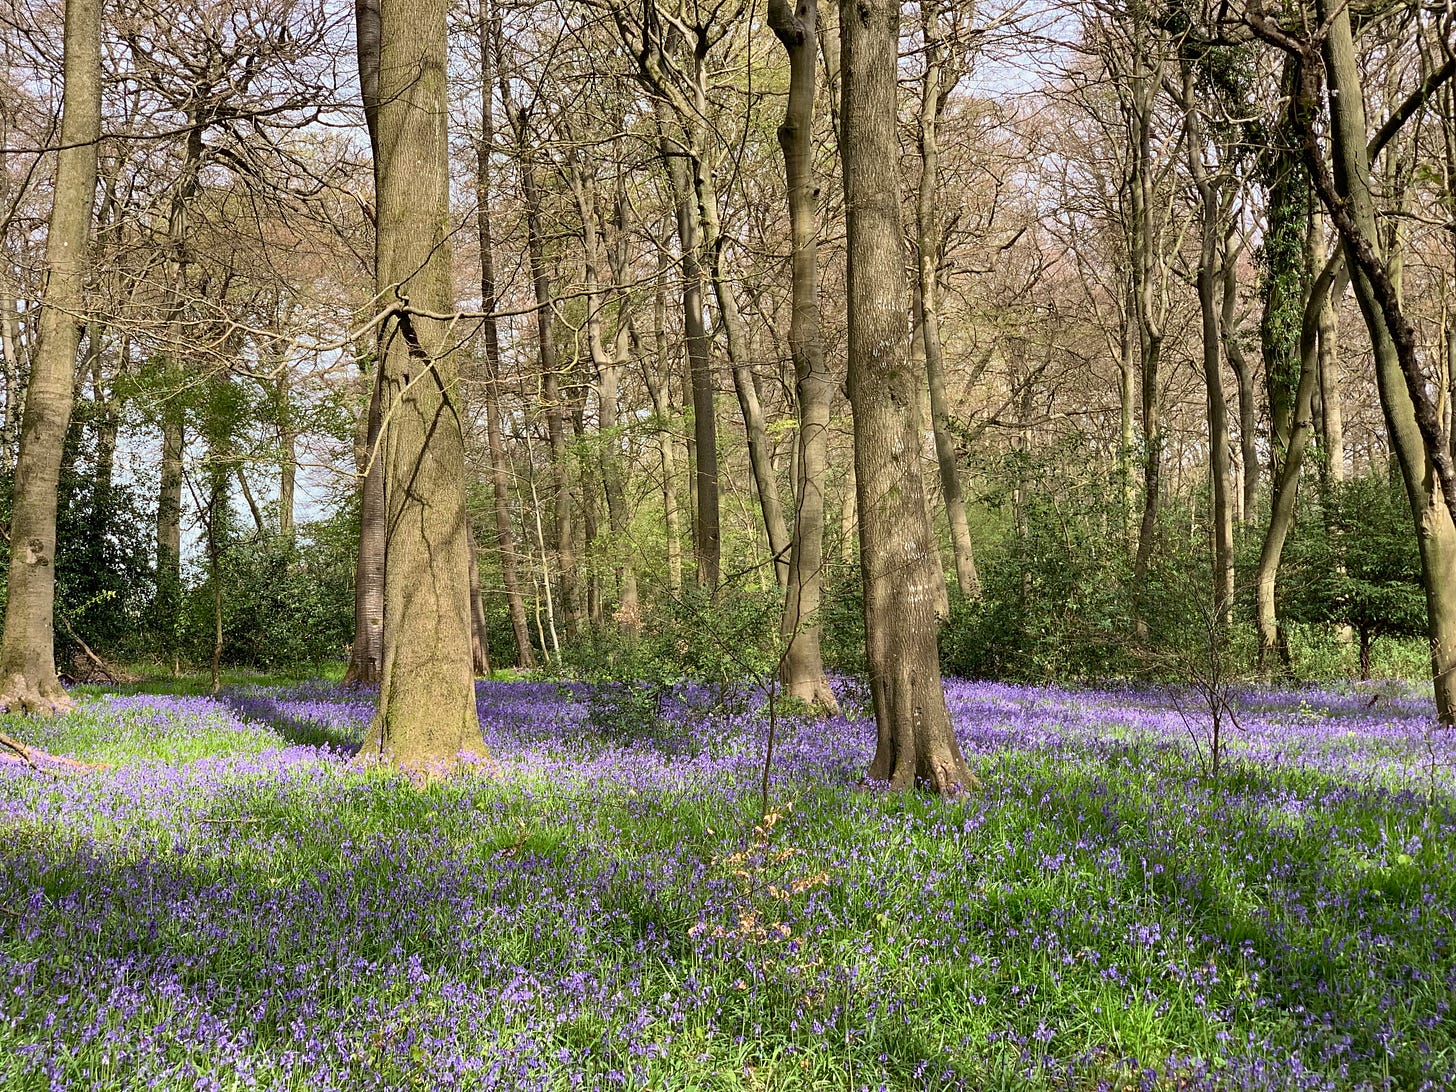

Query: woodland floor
[[0, 675, 1453, 1090]]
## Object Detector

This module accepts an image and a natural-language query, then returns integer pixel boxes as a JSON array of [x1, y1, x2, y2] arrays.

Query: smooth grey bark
[[769, 0, 838, 713], [0, 0, 101, 712], [841, 0, 974, 794], [358, 0, 484, 764], [915, 0, 979, 601]]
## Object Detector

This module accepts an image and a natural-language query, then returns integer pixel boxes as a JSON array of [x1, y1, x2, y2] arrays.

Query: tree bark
[[1184, 74, 1234, 613], [1255, 236, 1341, 674], [1221, 235, 1259, 520], [343, 366, 385, 687], [915, 0, 979, 602], [1314, 0, 1456, 721], [660, 125, 720, 589], [468, 524, 491, 676], [509, 104, 580, 637], [358, 0, 484, 765], [475, 9, 534, 667], [841, 0, 974, 794], [769, 0, 838, 713], [0, 0, 101, 713]]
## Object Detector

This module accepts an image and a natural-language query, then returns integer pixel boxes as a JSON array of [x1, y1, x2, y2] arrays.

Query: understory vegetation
[[1, 678, 1452, 1090]]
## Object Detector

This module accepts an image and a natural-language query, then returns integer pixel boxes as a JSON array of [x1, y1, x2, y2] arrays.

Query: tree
[[841, 0, 974, 793], [0, 0, 101, 713], [357, 0, 484, 764], [770, 0, 838, 713]]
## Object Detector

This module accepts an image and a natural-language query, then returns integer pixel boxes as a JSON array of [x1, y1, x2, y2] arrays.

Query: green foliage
[[176, 513, 355, 670], [557, 583, 785, 737], [0, 451, 156, 667], [1281, 473, 1427, 673]]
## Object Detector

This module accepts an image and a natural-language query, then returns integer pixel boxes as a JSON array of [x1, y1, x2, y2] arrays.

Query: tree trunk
[[1255, 236, 1340, 674], [468, 524, 491, 676], [509, 108, 580, 637], [915, 0, 979, 602], [568, 158, 640, 634], [277, 372, 296, 536], [661, 130, 720, 589], [1315, 0, 1456, 721], [769, 0, 837, 713], [648, 254, 684, 593], [841, 0, 974, 794], [1219, 232, 1259, 523], [691, 144, 790, 586], [1127, 43, 1166, 639], [0, 0, 101, 713], [1184, 76, 1234, 612], [358, 0, 484, 765], [343, 367, 385, 687], [475, 10, 535, 667]]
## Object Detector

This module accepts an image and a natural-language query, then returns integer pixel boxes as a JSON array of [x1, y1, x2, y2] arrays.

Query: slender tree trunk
[[475, 10, 534, 667], [692, 151, 790, 585], [648, 255, 684, 593], [1185, 77, 1234, 612], [467, 524, 491, 676], [343, 367, 385, 686], [842, 0, 974, 793], [1221, 236, 1259, 520], [358, 0, 484, 764], [770, 0, 837, 712], [0, 0, 101, 713], [1256, 236, 1341, 673], [916, 0, 979, 601], [661, 133, 720, 589], [509, 112, 580, 637], [1317, 215, 1346, 485], [277, 373, 296, 536]]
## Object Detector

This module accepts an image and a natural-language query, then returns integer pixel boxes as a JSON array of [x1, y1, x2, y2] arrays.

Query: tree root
[[0, 730, 106, 774]]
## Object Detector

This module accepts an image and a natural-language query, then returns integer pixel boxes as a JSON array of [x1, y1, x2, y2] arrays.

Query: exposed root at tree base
[[0, 730, 108, 774]]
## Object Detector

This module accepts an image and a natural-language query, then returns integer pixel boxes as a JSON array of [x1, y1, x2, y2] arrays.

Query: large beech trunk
[[769, 0, 837, 713], [0, 0, 101, 713], [841, 0, 973, 793], [357, 0, 484, 765]]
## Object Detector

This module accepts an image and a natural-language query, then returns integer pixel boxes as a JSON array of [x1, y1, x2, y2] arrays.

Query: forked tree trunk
[[841, 0, 974, 794], [769, 0, 837, 714], [1256, 239, 1341, 673], [358, 0, 484, 765], [0, 0, 101, 713], [475, 10, 534, 667], [1315, 0, 1456, 721]]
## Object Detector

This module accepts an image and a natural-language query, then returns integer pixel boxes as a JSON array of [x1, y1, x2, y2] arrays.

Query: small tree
[[1284, 473, 1426, 678]]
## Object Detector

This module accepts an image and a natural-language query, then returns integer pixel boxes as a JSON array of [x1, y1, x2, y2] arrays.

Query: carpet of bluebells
[[0, 677, 1453, 1091]]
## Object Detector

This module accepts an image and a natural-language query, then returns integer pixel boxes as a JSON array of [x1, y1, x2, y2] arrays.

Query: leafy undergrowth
[[0, 679, 1452, 1090]]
